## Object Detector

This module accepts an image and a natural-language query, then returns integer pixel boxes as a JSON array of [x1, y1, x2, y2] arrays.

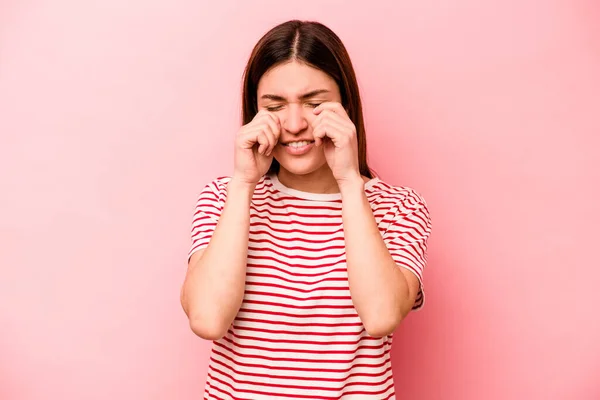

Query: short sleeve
[[188, 177, 230, 261], [382, 191, 432, 310]]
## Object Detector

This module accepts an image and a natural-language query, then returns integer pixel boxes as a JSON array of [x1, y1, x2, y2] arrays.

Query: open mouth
[[281, 140, 315, 155], [282, 140, 315, 148]]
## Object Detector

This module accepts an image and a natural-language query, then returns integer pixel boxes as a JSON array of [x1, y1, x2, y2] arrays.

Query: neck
[[277, 165, 341, 194]]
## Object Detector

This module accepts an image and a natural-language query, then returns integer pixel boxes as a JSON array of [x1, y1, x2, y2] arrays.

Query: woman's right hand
[[232, 110, 281, 186]]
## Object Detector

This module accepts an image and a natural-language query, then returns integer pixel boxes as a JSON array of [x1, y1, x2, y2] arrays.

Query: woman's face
[[256, 60, 342, 176]]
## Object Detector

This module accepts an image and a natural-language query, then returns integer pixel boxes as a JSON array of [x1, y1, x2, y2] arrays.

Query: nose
[[281, 104, 309, 135]]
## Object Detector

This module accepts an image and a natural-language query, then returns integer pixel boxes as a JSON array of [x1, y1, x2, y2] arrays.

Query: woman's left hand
[[312, 102, 362, 185]]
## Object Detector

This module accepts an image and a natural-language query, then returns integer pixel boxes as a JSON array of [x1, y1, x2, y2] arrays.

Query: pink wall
[[1, 1, 599, 399]]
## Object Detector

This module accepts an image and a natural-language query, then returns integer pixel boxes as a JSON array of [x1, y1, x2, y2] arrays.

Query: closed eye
[[263, 102, 323, 111]]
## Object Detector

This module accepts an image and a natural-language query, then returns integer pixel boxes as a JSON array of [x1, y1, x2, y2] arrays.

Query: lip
[[281, 141, 315, 155]]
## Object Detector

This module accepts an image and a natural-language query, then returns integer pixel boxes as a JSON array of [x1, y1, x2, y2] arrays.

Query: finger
[[250, 124, 277, 155], [313, 120, 350, 147], [261, 126, 277, 156], [313, 101, 347, 117], [241, 129, 270, 154], [255, 131, 270, 155], [257, 110, 281, 135], [311, 110, 333, 133], [251, 113, 280, 155], [312, 112, 334, 146], [258, 114, 280, 155], [254, 109, 273, 120], [313, 109, 353, 130], [313, 114, 351, 143], [313, 123, 334, 148], [261, 112, 281, 133], [313, 122, 327, 147]]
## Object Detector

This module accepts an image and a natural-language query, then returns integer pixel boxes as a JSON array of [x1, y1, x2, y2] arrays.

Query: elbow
[[362, 296, 414, 337], [364, 321, 398, 338], [363, 312, 404, 338], [189, 314, 228, 341], [181, 286, 229, 340]]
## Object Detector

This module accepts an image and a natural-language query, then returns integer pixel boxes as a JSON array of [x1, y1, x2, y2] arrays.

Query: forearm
[[183, 178, 254, 339], [340, 178, 410, 337]]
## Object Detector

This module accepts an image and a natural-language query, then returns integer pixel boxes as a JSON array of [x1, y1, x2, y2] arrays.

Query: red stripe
[[251, 200, 342, 211], [207, 372, 394, 399], [245, 264, 347, 278], [247, 246, 346, 261], [205, 380, 243, 400], [211, 348, 390, 373], [227, 329, 379, 346], [249, 221, 344, 236], [210, 356, 393, 382], [230, 324, 365, 337], [246, 281, 348, 294], [250, 208, 341, 219], [248, 238, 345, 252], [234, 316, 362, 328], [214, 341, 388, 364], [252, 193, 342, 204], [246, 272, 348, 286], [244, 290, 351, 302], [237, 306, 356, 319], [222, 336, 385, 355], [247, 229, 343, 244], [250, 214, 341, 227], [210, 362, 392, 390], [191, 215, 216, 227], [246, 255, 346, 271], [243, 299, 355, 310]]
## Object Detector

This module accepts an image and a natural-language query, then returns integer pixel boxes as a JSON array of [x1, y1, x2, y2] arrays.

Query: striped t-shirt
[[188, 173, 431, 400]]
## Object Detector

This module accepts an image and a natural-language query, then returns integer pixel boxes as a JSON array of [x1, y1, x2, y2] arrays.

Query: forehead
[[257, 61, 338, 97]]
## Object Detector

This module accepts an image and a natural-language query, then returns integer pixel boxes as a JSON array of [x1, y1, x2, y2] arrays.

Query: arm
[[310, 101, 430, 338], [180, 178, 255, 340], [340, 177, 427, 338]]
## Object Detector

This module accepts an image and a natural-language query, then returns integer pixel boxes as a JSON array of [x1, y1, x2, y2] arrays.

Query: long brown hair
[[241, 20, 374, 178]]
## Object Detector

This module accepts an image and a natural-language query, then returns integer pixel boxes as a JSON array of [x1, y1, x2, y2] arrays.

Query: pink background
[[1, 0, 599, 399]]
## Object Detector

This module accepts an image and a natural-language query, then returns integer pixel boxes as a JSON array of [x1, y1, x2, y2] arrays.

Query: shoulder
[[367, 177, 429, 211], [195, 176, 232, 207], [370, 178, 432, 236], [204, 176, 232, 192]]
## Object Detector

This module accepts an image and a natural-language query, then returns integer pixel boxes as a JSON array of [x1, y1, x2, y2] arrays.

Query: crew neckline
[[267, 173, 381, 201]]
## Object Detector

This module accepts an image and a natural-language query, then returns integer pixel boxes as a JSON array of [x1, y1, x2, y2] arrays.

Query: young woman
[[181, 19, 432, 400]]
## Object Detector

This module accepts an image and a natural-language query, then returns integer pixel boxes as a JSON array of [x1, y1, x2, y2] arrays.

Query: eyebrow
[[260, 89, 330, 102]]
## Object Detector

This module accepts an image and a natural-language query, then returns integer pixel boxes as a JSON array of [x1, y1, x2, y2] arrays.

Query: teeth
[[288, 141, 311, 148]]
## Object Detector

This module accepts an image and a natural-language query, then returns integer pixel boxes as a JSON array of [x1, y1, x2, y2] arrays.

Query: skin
[[181, 60, 420, 340]]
